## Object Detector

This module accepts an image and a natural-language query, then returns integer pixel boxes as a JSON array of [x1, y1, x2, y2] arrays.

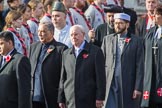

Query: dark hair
[[28, 0, 41, 10], [0, 0, 3, 3], [17, 4, 31, 14], [7, 0, 14, 3], [43, 0, 54, 12], [154, 4, 162, 16], [0, 31, 15, 45]]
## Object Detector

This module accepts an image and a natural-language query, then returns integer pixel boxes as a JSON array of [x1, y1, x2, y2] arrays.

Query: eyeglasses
[[114, 22, 126, 25]]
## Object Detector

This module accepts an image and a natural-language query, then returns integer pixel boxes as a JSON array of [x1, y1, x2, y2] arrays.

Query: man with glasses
[[101, 13, 144, 108]]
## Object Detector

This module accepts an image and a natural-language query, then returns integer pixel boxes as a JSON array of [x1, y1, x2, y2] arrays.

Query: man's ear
[[8, 40, 13, 46], [126, 22, 130, 28]]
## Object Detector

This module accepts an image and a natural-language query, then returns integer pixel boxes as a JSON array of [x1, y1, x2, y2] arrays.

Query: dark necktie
[[39, 44, 48, 63]]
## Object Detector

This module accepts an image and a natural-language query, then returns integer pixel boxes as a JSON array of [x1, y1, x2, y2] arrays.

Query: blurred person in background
[[61, 0, 75, 27], [136, 0, 158, 38], [0, 0, 3, 32], [4, 10, 27, 56], [118, 0, 137, 34], [40, 0, 55, 23], [85, 0, 106, 30], [89, 4, 123, 47], [141, 5, 162, 108], [1, 0, 20, 32], [27, 0, 44, 42], [17, 4, 33, 52]]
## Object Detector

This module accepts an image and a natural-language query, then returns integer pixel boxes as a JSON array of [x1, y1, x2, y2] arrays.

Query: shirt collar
[[55, 25, 69, 33], [3, 48, 14, 57], [75, 40, 85, 51], [117, 32, 127, 38]]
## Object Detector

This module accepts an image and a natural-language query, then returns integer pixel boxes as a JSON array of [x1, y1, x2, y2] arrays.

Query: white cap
[[114, 13, 130, 22]]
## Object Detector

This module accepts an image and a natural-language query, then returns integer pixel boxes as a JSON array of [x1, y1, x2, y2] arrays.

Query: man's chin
[[40, 40, 45, 43]]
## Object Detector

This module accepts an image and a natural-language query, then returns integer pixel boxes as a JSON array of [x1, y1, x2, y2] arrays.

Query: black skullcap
[[104, 4, 123, 13], [52, 1, 66, 14]]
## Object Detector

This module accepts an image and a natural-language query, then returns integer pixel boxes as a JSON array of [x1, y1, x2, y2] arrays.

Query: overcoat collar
[[35, 39, 56, 63], [70, 40, 90, 56], [0, 49, 17, 71]]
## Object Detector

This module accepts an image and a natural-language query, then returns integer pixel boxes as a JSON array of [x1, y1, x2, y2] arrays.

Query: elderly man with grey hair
[[58, 24, 106, 108], [29, 21, 68, 108]]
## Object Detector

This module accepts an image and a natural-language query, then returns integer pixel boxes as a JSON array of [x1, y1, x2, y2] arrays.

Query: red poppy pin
[[125, 38, 131, 43], [157, 88, 162, 97], [143, 91, 149, 100], [5, 55, 11, 62], [47, 48, 53, 53], [82, 53, 89, 59]]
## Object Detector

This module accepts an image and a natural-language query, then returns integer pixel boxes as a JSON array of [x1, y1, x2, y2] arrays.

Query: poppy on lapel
[[5, 55, 11, 62], [82, 53, 89, 59], [125, 38, 131, 43], [47, 48, 53, 53]]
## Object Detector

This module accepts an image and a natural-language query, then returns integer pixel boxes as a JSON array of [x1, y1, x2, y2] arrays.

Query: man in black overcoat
[[58, 25, 106, 108], [29, 21, 68, 108], [0, 31, 32, 108]]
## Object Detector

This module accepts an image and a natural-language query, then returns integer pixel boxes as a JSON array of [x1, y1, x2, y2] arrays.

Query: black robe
[[93, 23, 114, 47], [135, 15, 148, 38], [123, 7, 137, 34], [141, 26, 162, 107]]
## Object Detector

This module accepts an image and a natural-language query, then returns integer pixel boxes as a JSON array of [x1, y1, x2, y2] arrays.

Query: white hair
[[70, 24, 85, 34]]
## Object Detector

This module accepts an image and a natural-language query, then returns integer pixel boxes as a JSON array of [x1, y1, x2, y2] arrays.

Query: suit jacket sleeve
[[95, 48, 106, 100], [135, 37, 144, 92], [16, 56, 32, 108]]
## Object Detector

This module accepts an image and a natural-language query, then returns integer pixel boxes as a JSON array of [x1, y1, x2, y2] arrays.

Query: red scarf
[[44, 13, 51, 19], [30, 17, 39, 25], [22, 22, 33, 44], [92, 2, 105, 23], [146, 14, 154, 31], [72, 7, 92, 30], [7, 27, 27, 56], [114, 0, 118, 5], [67, 10, 74, 26]]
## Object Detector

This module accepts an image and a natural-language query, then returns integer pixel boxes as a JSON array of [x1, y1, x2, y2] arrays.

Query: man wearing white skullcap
[[114, 13, 130, 22], [101, 12, 144, 108]]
